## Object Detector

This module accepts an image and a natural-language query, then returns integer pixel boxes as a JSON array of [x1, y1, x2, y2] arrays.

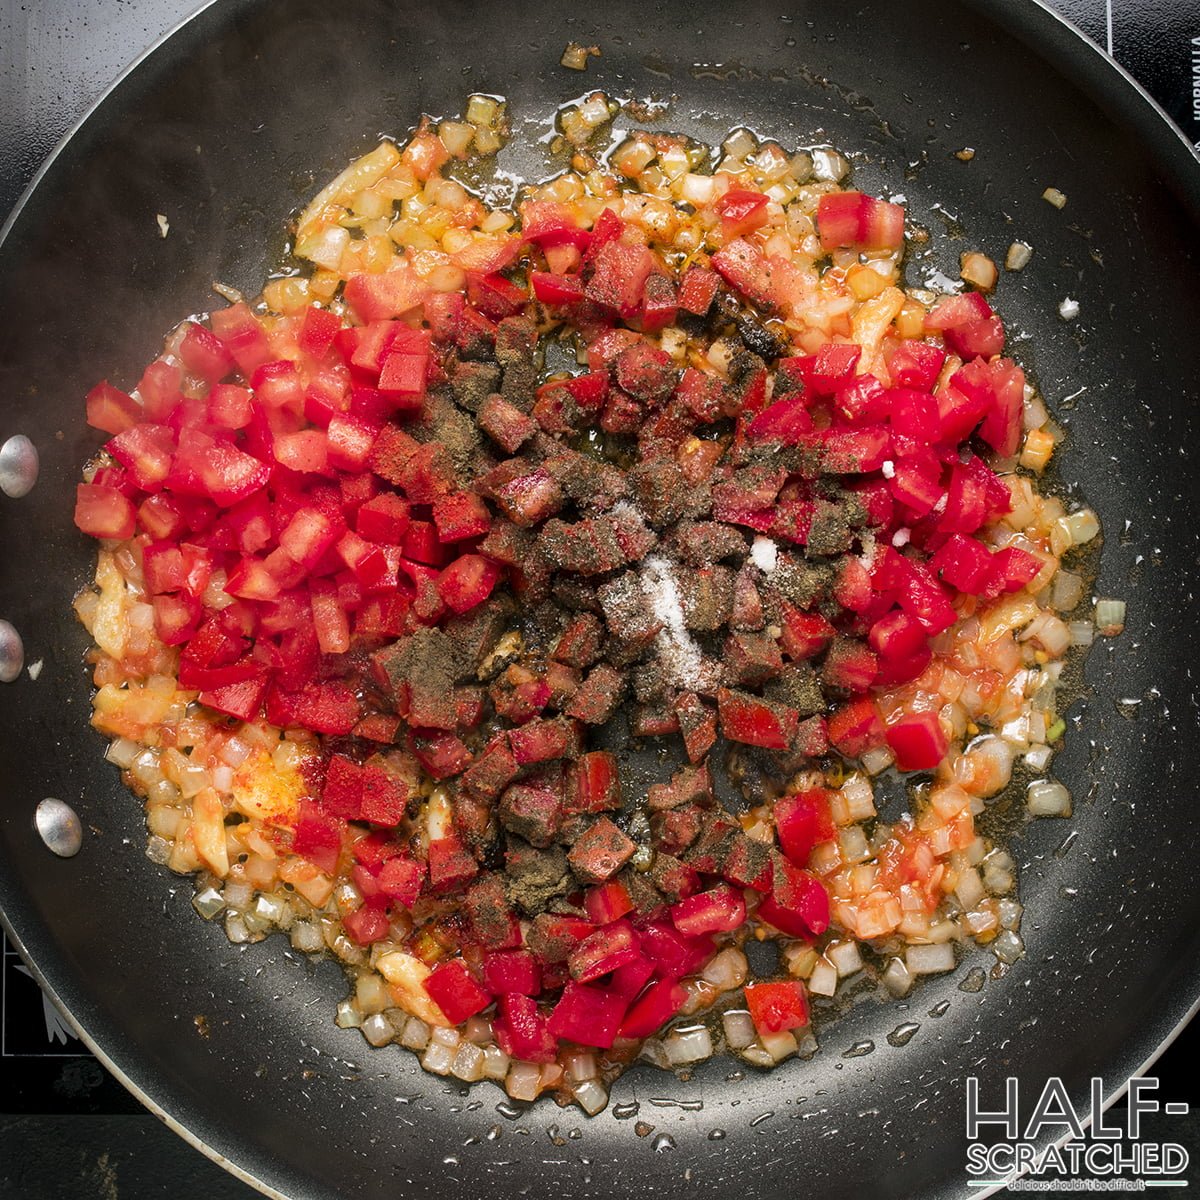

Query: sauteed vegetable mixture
[[72, 94, 1119, 1112]]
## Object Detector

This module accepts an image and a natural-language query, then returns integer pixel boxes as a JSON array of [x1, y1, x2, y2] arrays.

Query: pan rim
[[1, 1, 1198, 1197]]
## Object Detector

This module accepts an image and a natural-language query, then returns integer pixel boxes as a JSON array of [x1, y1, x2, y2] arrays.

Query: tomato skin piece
[[530, 271, 585, 305]]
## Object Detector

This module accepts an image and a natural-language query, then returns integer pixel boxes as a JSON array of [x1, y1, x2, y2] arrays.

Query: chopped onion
[[993, 930, 1025, 964], [701, 947, 748, 990], [998, 899, 1023, 930], [827, 941, 863, 977], [1095, 599, 1126, 635], [192, 886, 224, 920], [1024, 744, 1054, 772], [1050, 571, 1084, 612], [1067, 509, 1100, 545], [505, 1061, 541, 1102], [431, 1024, 460, 1048], [573, 1078, 608, 1116], [362, 1012, 396, 1047], [882, 958, 912, 997], [565, 1051, 597, 1082], [335, 999, 362, 1030], [740, 1046, 775, 1068], [665, 1025, 713, 1064], [839, 774, 876, 821], [1027, 779, 1071, 817], [464, 1015, 492, 1045], [954, 867, 986, 910], [1005, 241, 1033, 270], [466, 94, 501, 127], [399, 1018, 430, 1051], [451, 1042, 486, 1082], [811, 147, 849, 182], [421, 1040, 455, 1075], [960, 252, 997, 291], [289, 921, 323, 954], [722, 1009, 757, 1050], [1042, 187, 1067, 209], [905, 942, 956, 976], [1069, 620, 1095, 647], [808, 958, 838, 996], [860, 745, 894, 776], [760, 1030, 798, 1062], [482, 1045, 510, 1081]]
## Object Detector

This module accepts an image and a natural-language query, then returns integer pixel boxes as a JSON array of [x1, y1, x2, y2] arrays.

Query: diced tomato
[[827, 697, 885, 758], [547, 981, 626, 1049], [151, 591, 202, 645], [298, 304, 342, 358], [711, 238, 777, 310], [989, 546, 1043, 594], [74, 483, 136, 540], [677, 266, 720, 316], [437, 553, 501, 614], [744, 980, 810, 1036], [930, 533, 995, 594], [493, 993, 557, 1063], [343, 268, 426, 322], [179, 322, 234, 383], [483, 950, 541, 996], [85, 381, 141, 434], [774, 789, 836, 866], [670, 884, 746, 936], [584, 879, 634, 925], [107, 424, 174, 490], [716, 188, 770, 238], [195, 439, 271, 505], [617, 978, 688, 1040], [432, 491, 491, 542], [757, 858, 830, 938], [291, 800, 342, 875], [925, 291, 993, 331], [817, 192, 904, 251], [326, 414, 380, 472], [424, 958, 492, 1024], [717, 688, 799, 751], [273, 429, 329, 475], [886, 711, 948, 771], [198, 662, 269, 720], [888, 340, 946, 391], [210, 302, 272, 374]]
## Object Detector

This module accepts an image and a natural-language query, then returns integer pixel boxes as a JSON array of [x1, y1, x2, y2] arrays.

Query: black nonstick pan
[[2, 1, 1199, 1197]]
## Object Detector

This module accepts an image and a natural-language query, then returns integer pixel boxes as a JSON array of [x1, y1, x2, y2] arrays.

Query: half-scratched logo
[[966, 1076, 1190, 1191]]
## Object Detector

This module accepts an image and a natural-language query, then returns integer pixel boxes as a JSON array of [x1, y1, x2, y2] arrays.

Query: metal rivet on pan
[[0, 434, 39, 497], [0, 620, 23, 682], [35, 798, 83, 858]]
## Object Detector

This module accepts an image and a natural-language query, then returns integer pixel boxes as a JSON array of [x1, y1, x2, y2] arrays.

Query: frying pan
[[2, 1, 1199, 1196]]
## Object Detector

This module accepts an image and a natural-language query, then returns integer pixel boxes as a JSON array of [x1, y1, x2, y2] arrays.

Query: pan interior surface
[[0, 2, 1198, 1197]]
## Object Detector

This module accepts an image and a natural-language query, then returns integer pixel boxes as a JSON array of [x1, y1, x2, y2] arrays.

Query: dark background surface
[[1, 0, 1198, 1196]]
